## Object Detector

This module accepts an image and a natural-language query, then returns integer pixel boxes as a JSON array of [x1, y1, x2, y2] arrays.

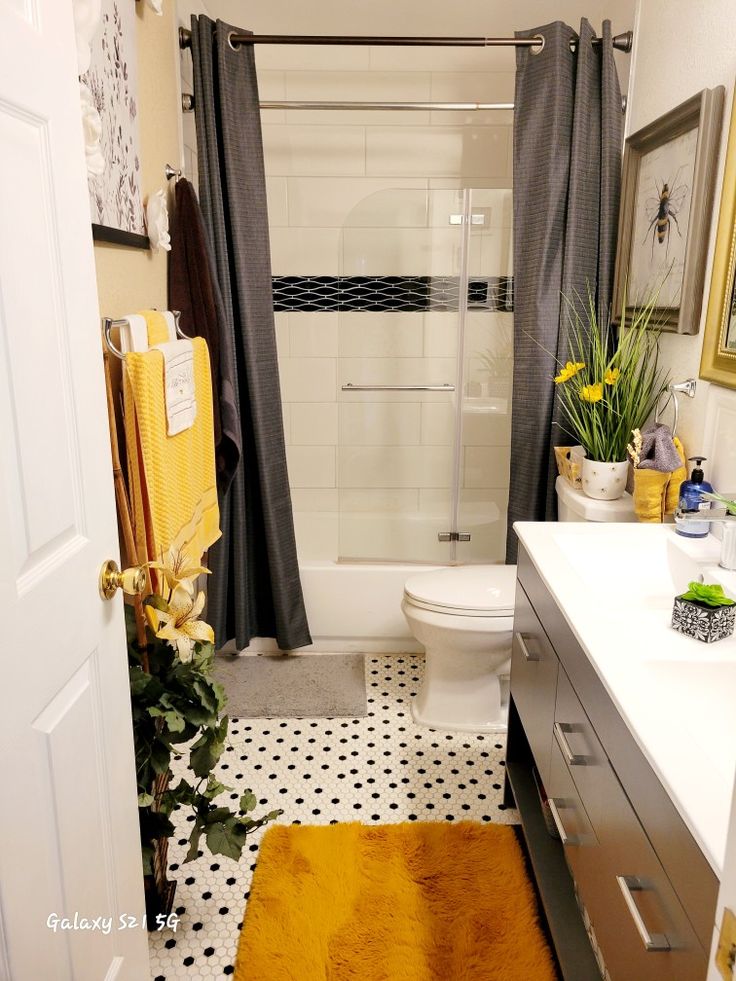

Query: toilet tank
[[555, 476, 636, 522]]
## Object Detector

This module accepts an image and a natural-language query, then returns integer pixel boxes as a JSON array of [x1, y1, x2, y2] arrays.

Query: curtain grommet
[[530, 34, 545, 55], [227, 30, 240, 51]]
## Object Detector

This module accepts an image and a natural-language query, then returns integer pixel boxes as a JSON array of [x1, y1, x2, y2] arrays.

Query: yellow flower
[[554, 361, 586, 384], [146, 586, 215, 662], [147, 546, 210, 597], [604, 367, 620, 386], [580, 383, 603, 403]]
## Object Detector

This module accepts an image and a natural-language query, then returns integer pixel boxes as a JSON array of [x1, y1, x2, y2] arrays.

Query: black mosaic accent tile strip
[[272, 275, 514, 313]]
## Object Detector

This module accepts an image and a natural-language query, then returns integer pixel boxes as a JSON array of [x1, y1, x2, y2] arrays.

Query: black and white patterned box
[[671, 597, 736, 644]]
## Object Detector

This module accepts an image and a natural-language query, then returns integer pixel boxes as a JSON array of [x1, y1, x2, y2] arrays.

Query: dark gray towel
[[169, 177, 241, 493], [637, 423, 682, 472]]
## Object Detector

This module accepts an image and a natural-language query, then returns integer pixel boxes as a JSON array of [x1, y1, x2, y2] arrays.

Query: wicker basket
[[554, 445, 585, 490]]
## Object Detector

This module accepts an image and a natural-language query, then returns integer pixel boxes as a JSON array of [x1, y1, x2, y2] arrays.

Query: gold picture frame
[[701, 89, 736, 388]]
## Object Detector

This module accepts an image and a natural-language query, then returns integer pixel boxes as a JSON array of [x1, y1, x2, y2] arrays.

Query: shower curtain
[[191, 16, 312, 651], [505, 19, 622, 562]]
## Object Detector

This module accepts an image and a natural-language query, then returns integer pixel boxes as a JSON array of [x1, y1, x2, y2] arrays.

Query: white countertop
[[515, 521, 736, 878]]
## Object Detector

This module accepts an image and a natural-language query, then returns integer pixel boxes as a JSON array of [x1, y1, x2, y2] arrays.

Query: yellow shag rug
[[235, 822, 558, 980]]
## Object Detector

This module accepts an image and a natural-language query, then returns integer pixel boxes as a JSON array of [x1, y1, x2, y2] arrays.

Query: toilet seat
[[403, 565, 517, 618]]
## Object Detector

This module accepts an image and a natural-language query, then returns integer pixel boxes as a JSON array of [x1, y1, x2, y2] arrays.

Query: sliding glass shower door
[[337, 187, 513, 564]]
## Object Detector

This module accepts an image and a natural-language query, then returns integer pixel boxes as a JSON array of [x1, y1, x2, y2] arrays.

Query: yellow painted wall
[[94, 1, 181, 317]]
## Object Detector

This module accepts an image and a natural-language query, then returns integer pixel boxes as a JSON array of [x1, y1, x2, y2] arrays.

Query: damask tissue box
[[671, 596, 736, 644]]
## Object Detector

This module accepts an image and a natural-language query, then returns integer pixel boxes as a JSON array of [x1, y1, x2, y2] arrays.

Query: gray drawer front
[[548, 739, 598, 890], [511, 584, 559, 786], [553, 668, 612, 836], [554, 670, 707, 981]]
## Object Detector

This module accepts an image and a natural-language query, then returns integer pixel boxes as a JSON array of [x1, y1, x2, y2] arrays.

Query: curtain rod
[[179, 27, 633, 53], [181, 95, 628, 114], [259, 101, 515, 111]]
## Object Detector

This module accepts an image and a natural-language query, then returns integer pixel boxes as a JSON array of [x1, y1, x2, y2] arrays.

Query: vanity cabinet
[[505, 545, 718, 981]]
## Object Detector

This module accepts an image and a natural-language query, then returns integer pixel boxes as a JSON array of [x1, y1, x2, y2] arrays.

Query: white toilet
[[401, 564, 518, 733], [402, 480, 636, 734]]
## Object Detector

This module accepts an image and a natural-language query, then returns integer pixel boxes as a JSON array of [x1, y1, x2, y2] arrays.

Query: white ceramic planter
[[582, 458, 629, 501]]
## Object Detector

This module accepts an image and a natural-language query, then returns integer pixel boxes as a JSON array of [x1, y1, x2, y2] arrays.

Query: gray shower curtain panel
[[191, 16, 311, 651], [506, 20, 622, 561]]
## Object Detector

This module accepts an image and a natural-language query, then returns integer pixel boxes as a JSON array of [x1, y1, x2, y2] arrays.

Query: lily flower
[[147, 547, 210, 597], [604, 367, 621, 385], [146, 586, 215, 662]]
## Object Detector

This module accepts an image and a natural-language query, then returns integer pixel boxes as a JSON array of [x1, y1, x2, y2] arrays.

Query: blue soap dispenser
[[675, 456, 713, 538]]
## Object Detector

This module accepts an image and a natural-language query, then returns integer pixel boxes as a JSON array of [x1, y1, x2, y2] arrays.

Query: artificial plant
[[129, 550, 281, 875], [678, 581, 735, 609], [551, 287, 669, 462]]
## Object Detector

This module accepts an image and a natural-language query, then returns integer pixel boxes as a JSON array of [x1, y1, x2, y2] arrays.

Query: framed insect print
[[701, 88, 736, 389], [613, 88, 724, 334]]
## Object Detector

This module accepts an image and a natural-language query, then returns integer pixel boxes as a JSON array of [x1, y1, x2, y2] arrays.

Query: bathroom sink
[[550, 523, 721, 616]]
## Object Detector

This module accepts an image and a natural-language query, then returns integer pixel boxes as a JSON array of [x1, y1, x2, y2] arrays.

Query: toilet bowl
[[401, 565, 517, 733]]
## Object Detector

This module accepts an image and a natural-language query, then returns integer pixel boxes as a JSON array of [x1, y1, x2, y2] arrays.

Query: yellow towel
[[665, 436, 688, 515], [124, 312, 220, 572], [633, 437, 688, 523], [633, 468, 669, 523], [142, 308, 171, 346]]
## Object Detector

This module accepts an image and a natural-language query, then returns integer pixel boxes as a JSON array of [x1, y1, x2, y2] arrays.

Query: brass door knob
[[99, 559, 147, 600]]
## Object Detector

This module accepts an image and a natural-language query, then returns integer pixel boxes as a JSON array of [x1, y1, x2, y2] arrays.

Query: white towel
[[151, 339, 197, 435], [119, 313, 149, 353], [120, 311, 178, 352]]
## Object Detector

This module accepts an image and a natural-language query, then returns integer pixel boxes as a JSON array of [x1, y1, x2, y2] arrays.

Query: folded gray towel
[[638, 423, 682, 473]]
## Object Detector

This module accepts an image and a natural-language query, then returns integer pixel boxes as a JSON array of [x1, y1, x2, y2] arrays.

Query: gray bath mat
[[212, 653, 367, 718]]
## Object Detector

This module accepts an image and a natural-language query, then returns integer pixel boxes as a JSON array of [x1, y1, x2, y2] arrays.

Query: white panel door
[[0, 1, 149, 978]]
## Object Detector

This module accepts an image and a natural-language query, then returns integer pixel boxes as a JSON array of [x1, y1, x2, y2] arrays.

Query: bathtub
[[245, 561, 442, 654]]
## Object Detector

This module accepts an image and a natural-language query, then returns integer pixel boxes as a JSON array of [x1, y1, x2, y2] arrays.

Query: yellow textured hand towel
[[633, 468, 669, 523], [124, 314, 220, 570], [142, 307, 171, 345], [665, 436, 688, 515]]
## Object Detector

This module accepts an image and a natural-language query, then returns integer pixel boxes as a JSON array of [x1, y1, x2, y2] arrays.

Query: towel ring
[[101, 311, 189, 360], [102, 317, 126, 360], [654, 378, 697, 439]]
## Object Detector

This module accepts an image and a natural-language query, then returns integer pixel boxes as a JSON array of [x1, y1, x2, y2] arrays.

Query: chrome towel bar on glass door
[[341, 383, 455, 392]]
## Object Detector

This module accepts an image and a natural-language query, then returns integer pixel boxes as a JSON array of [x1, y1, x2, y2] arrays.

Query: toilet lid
[[404, 565, 517, 616]]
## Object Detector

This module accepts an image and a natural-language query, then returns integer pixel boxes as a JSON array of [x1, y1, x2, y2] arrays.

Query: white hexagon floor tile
[[148, 653, 518, 979]]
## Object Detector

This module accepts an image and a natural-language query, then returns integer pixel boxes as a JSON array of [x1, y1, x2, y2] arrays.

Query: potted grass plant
[[553, 289, 669, 501]]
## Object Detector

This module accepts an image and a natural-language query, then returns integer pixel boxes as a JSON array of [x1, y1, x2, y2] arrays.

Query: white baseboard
[[219, 637, 424, 656]]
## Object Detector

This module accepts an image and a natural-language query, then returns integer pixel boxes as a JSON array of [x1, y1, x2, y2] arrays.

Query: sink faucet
[[674, 508, 736, 570]]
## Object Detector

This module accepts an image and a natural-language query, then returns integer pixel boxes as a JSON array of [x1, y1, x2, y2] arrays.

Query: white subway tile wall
[[178, 10, 514, 564]]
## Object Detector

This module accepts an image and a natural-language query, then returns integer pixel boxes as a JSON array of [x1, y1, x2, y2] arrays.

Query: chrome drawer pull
[[616, 875, 671, 952], [515, 632, 539, 662], [554, 721, 586, 766], [548, 798, 576, 846]]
